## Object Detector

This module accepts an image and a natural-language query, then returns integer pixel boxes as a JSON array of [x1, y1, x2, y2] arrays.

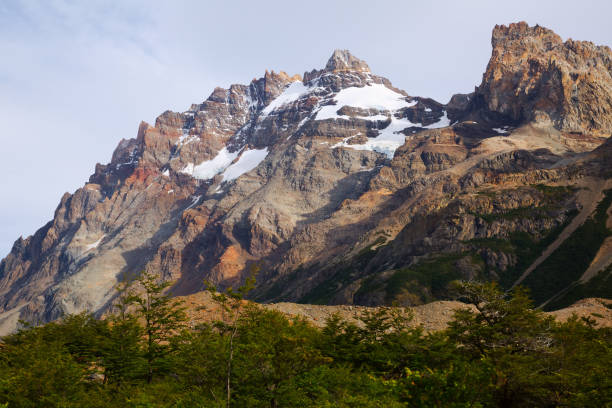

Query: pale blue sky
[[1, 0, 611, 257]]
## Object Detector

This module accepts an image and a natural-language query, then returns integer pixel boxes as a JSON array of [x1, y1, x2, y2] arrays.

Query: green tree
[[0, 323, 91, 407], [100, 282, 146, 385], [447, 281, 557, 407], [172, 323, 226, 406], [128, 271, 187, 383], [399, 362, 495, 408], [548, 315, 612, 406], [295, 365, 404, 408], [321, 307, 427, 378], [204, 271, 256, 408], [232, 306, 328, 408], [448, 281, 553, 356]]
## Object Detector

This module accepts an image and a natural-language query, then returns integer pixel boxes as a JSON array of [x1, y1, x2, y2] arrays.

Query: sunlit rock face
[[474, 22, 612, 142]]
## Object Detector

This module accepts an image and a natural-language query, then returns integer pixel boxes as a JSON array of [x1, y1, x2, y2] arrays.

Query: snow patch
[[84, 235, 105, 251], [115, 148, 139, 169], [181, 162, 194, 175], [185, 195, 201, 210], [326, 109, 451, 158], [176, 130, 199, 147], [180, 147, 240, 180], [421, 111, 451, 129], [221, 148, 269, 182], [289, 116, 311, 139], [162, 169, 170, 177], [493, 127, 509, 134], [261, 81, 309, 116], [355, 114, 390, 121], [315, 83, 415, 121], [331, 117, 417, 158], [245, 88, 259, 110], [311, 84, 422, 157]]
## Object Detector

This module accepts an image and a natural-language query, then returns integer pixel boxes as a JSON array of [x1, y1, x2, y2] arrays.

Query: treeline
[[0, 274, 610, 407]]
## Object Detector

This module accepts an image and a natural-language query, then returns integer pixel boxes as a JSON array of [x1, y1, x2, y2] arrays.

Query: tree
[[321, 307, 421, 378], [448, 281, 553, 356], [447, 281, 557, 407], [232, 306, 328, 408], [127, 271, 187, 383], [100, 281, 145, 385], [204, 269, 256, 408], [399, 362, 495, 408], [172, 323, 226, 405], [548, 315, 612, 406], [0, 321, 92, 407]]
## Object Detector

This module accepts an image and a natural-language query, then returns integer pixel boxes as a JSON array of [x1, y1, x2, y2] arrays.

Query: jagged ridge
[[1, 23, 611, 335]]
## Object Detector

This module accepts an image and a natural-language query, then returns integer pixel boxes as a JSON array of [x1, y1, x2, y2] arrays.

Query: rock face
[[469, 22, 612, 143], [1, 23, 611, 334]]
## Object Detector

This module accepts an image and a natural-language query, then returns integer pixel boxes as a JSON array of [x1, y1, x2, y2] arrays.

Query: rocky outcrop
[[325, 49, 371, 73], [469, 22, 612, 141], [1, 26, 611, 334]]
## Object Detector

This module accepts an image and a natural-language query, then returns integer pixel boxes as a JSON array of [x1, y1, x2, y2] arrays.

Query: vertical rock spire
[[324, 49, 371, 73]]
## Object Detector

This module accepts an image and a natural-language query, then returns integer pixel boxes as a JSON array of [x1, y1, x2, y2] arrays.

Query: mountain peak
[[324, 49, 370, 73], [491, 21, 562, 49], [477, 22, 612, 135]]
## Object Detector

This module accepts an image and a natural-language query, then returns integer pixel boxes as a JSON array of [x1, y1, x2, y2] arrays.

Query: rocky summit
[[1, 22, 611, 334]]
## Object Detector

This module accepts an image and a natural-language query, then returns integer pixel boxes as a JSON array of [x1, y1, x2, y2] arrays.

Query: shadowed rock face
[[1, 23, 611, 334]]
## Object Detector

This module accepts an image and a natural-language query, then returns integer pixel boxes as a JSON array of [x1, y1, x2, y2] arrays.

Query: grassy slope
[[522, 189, 612, 308], [546, 265, 612, 310]]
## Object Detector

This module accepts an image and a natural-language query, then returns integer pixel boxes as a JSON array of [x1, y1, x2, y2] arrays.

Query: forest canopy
[[0, 277, 610, 408]]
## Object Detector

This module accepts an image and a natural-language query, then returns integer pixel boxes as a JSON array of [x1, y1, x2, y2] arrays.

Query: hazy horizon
[[1, 0, 611, 258]]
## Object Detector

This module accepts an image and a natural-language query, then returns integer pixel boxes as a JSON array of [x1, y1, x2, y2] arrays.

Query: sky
[[0, 0, 611, 258]]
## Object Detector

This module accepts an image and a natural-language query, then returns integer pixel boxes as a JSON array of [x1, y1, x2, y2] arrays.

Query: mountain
[[1, 22, 611, 334]]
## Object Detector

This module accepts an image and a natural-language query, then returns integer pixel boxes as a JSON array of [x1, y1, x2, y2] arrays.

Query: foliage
[[101, 282, 146, 385], [447, 281, 612, 407], [126, 271, 187, 383], [0, 280, 610, 407]]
